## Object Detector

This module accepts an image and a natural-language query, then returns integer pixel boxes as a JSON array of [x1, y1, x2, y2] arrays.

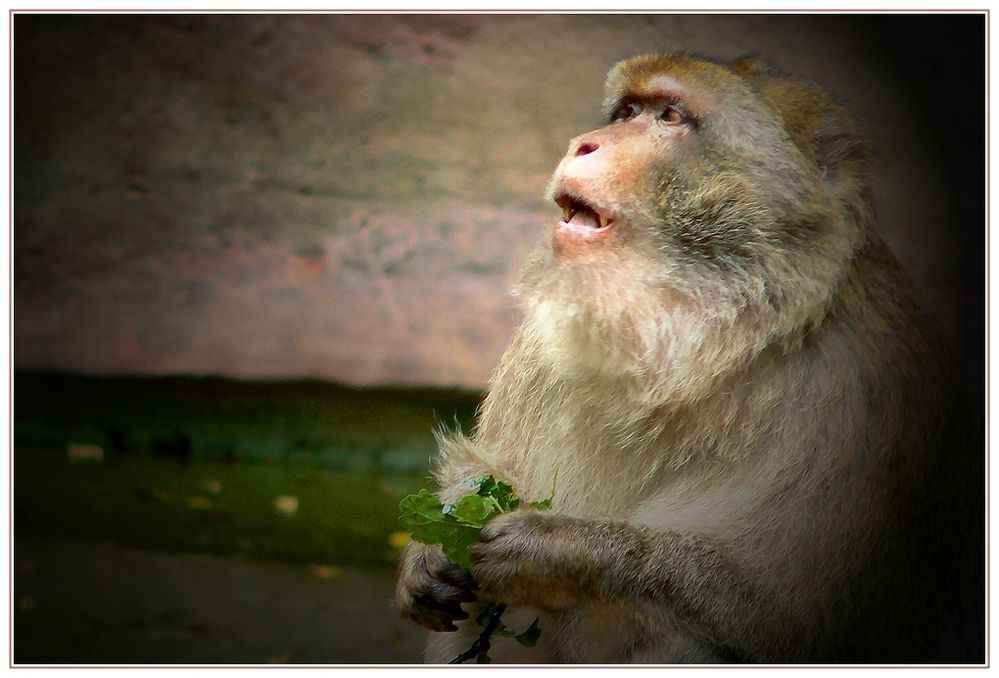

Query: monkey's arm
[[431, 433, 512, 504], [469, 510, 773, 658]]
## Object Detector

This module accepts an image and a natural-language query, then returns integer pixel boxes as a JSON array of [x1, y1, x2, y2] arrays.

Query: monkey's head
[[517, 54, 874, 401]]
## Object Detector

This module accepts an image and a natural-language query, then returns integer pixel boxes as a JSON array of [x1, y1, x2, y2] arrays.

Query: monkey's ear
[[808, 106, 871, 186], [729, 56, 770, 76], [801, 98, 874, 227], [754, 75, 871, 185]]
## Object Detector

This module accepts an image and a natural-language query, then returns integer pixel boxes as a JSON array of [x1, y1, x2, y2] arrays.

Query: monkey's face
[[518, 54, 864, 389], [544, 55, 825, 275]]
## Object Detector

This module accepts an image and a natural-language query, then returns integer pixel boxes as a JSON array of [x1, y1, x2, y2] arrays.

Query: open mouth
[[555, 193, 613, 230]]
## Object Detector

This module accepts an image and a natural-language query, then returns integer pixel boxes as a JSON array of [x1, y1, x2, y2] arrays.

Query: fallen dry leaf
[[200, 479, 222, 495], [185, 497, 213, 510], [309, 564, 344, 579], [67, 442, 104, 463], [388, 531, 412, 549], [273, 495, 299, 516]]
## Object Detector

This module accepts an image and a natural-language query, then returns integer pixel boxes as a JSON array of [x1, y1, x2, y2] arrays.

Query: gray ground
[[14, 537, 426, 665]]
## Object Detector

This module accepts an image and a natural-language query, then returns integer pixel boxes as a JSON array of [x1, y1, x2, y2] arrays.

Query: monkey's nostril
[[575, 141, 599, 157]]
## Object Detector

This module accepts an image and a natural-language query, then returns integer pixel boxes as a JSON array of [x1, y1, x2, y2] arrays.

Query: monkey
[[394, 53, 984, 664]]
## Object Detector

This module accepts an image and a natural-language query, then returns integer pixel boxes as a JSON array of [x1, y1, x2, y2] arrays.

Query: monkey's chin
[[517, 250, 673, 385], [553, 218, 616, 255]]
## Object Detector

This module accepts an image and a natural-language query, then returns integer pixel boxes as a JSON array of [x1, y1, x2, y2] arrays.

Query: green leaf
[[448, 494, 499, 528], [437, 524, 480, 571], [475, 476, 519, 511], [400, 490, 481, 570], [514, 618, 542, 647], [528, 471, 558, 511], [398, 489, 445, 527], [475, 602, 503, 626], [470, 476, 493, 492], [491, 621, 518, 637]]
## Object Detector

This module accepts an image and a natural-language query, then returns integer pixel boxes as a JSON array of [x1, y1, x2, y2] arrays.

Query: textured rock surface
[[14, 14, 983, 387]]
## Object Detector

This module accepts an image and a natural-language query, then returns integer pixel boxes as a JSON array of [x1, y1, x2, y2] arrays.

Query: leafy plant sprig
[[399, 476, 552, 663]]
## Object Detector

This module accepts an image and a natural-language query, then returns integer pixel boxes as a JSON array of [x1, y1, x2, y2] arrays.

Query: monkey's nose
[[574, 141, 599, 157]]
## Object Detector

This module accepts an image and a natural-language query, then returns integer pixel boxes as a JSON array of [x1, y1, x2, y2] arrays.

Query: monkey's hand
[[395, 540, 478, 632], [470, 510, 607, 612], [471, 510, 762, 659]]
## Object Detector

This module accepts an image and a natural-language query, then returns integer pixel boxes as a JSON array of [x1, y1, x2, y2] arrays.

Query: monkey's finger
[[433, 562, 479, 592], [419, 580, 478, 606], [478, 509, 540, 543], [468, 543, 487, 565], [405, 606, 462, 633], [468, 542, 504, 565], [408, 595, 470, 632], [414, 595, 470, 619], [416, 547, 475, 591], [478, 521, 510, 544]]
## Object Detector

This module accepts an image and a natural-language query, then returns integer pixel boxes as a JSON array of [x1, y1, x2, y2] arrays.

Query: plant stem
[[449, 603, 508, 664]]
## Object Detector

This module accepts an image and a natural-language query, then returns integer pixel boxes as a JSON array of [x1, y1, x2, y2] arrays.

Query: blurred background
[[13, 13, 984, 664]]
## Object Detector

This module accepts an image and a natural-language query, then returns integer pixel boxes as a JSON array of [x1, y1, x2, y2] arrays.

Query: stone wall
[[14, 14, 984, 387]]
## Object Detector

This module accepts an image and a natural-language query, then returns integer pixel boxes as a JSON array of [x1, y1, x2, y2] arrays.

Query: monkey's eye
[[611, 101, 642, 123], [661, 105, 687, 125]]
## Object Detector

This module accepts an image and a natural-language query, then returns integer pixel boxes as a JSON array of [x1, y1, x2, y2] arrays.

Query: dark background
[[12, 13, 985, 665], [864, 15, 985, 384]]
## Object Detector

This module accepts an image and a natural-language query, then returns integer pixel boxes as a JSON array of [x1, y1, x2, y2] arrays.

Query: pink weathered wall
[[14, 14, 983, 387]]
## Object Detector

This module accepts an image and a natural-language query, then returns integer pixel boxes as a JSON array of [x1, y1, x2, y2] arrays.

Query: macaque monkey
[[394, 53, 983, 663]]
